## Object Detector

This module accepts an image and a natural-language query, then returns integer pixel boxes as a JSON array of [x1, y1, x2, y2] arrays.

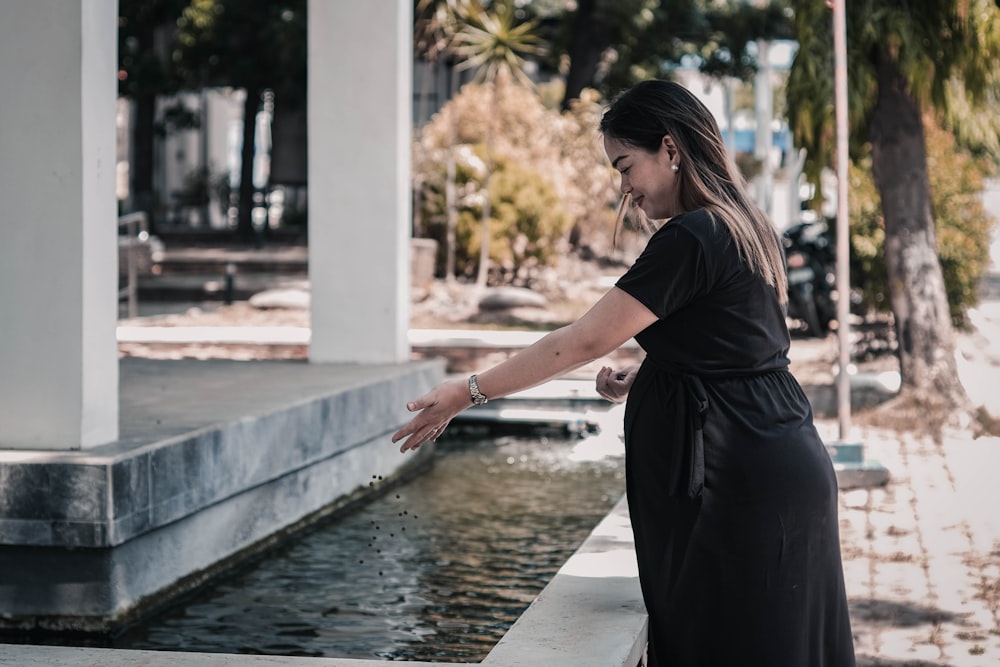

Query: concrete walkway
[[827, 278, 1000, 664], [818, 418, 1000, 666]]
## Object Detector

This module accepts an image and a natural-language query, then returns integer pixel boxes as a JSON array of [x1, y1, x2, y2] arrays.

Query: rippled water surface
[[115, 427, 625, 662]]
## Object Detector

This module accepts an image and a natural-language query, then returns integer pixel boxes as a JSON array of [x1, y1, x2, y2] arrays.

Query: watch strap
[[468, 374, 489, 405]]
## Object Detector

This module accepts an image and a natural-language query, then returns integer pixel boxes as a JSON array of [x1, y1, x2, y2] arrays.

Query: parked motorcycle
[[782, 219, 837, 337]]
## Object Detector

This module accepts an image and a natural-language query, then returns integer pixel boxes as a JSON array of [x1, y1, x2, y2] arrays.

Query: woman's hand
[[392, 377, 469, 452], [595, 364, 638, 403]]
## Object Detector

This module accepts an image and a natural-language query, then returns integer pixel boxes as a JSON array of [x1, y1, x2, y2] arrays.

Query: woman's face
[[604, 135, 681, 220]]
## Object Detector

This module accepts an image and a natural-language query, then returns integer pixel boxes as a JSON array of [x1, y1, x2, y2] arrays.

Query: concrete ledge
[[482, 496, 646, 667], [834, 461, 891, 489], [0, 645, 443, 666], [0, 498, 646, 666], [801, 371, 899, 419], [0, 433, 434, 629], [0, 360, 442, 548], [0, 359, 444, 631]]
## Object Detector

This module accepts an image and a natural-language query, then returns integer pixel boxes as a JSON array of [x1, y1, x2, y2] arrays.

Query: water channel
[[113, 417, 626, 662]]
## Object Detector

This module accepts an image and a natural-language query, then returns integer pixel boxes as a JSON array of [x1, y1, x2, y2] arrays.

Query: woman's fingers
[[431, 419, 450, 440], [395, 419, 448, 453], [405, 391, 435, 412], [396, 378, 466, 452], [395, 425, 427, 452], [595, 365, 635, 403], [392, 419, 423, 447], [392, 393, 450, 452], [595, 366, 616, 399]]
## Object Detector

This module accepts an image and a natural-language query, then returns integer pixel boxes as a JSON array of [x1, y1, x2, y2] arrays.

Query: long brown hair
[[600, 80, 788, 303]]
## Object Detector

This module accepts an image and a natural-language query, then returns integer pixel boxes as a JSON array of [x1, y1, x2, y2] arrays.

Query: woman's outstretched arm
[[392, 287, 656, 452]]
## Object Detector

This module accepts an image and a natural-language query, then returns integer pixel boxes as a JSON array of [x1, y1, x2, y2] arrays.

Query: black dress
[[615, 209, 856, 667]]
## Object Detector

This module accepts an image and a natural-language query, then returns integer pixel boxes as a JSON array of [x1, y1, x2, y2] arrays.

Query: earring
[[671, 164, 679, 172]]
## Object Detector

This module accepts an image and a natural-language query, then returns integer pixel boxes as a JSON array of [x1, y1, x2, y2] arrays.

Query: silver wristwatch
[[468, 374, 489, 405]]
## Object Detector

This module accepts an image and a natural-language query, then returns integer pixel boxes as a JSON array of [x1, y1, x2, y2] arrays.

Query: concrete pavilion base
[[0, 358, 444, 634]]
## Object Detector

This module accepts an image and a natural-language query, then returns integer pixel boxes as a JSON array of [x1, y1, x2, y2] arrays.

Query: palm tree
[[451, 0, 544, 288], [786, 0, 1000, 423]]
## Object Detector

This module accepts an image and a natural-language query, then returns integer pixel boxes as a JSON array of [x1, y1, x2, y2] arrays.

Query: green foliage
[[926, 121, 996, 326], [696, 1, 795, 80], [414, 0, 465, 64], [845, 158, 887, 313], [120, 0, 307, 106], [452, 0, 545, 85], [555, 0, 792, 96], [787, 0, 1000, 190], [172, 0, 306, 107], [420, 147, 569, 282], [847, 120, 996, 327], [118, 0, 189, 98]]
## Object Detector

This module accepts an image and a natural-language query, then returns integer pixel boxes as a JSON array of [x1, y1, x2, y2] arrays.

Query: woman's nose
[[620, 176, 630, 194]]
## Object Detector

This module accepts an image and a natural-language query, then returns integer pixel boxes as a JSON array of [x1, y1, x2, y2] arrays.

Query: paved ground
[[822, 210, 1000, 665], [825, 247, 1000, 664], [819, 417, 1000, 666]]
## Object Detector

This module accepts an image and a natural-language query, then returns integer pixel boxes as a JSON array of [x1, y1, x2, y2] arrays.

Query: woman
[[393, 79, 855, 666]]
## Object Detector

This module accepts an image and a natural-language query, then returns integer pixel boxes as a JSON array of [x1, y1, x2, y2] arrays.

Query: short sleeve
[[615, 213, 716, 320]]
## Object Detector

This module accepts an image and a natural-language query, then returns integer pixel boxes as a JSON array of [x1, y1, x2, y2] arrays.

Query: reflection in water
[[115, 427, 625, 662]]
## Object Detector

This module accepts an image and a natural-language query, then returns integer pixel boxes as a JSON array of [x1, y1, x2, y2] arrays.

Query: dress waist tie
[[632, 358, 709, 499]]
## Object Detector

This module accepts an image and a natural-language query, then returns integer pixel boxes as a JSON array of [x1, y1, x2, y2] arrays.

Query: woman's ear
[[660, 134, 678, 161]]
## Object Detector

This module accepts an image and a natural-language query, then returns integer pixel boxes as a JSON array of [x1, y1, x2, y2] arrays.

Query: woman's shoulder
[[656, 208, 725, 244], [654, 209, 741, 271], [671, 208, 719, 233]]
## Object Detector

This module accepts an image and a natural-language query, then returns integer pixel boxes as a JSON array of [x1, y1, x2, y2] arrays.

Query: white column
[[0, 0, 119, 449], [308, 0, 412, 363]]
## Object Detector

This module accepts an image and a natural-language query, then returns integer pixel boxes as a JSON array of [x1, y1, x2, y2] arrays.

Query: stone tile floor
[[817, 419, 1000, 666]]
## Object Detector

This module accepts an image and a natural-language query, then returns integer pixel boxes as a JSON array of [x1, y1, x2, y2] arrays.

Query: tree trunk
[[560, 0, 606, 111], [869, 52, 967, 415], [444, 66, 459, 283], [237, 86, 262, 244], [476, 81, 497, 289], [132, 94, 157, 231], [412, 58, 436, 239]]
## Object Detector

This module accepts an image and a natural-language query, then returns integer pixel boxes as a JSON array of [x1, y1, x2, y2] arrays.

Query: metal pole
[[833, 0, 852, 440], [225, 262, 236, 306], [127, 220, 138, 319], [754, 39, 774, 218]]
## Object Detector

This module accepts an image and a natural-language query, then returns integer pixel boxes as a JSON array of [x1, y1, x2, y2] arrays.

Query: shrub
[[419, 146, 569, 284], [846, 157, 888, 314], [413, 82, 622, 284], [926, 121, 996, 326]]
